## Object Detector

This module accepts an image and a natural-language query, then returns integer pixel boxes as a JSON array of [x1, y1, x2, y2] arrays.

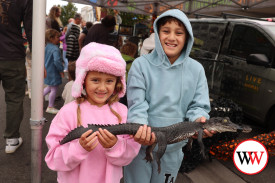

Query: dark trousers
[[0, 59, 26, 138]]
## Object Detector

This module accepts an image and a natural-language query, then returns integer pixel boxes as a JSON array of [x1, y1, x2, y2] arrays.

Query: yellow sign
[[244, 74, 262, 91]]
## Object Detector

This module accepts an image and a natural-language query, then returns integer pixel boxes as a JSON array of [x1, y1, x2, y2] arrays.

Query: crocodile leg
[[186, 137, 193, 151], [145, 143, 157, 162], [197, 129, 206, 158], [154, 132, 167, 173]]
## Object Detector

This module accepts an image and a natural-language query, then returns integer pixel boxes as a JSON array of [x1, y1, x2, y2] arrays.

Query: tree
[[60, 2, 78, 26], [107, 8, 150, 26], [119, 12, 150, 26]]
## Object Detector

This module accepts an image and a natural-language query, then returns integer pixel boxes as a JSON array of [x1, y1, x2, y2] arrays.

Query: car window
[[228, 25, 273, 62], [191, 22, 226, 58]]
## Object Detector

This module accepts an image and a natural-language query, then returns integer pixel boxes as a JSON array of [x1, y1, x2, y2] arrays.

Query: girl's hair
[[49, 6, 63, 27], [45, 29, 60, 43], [75, 75, 124, 126]]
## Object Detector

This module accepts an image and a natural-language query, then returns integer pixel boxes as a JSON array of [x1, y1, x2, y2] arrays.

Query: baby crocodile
[[60, 117, 251, 173]]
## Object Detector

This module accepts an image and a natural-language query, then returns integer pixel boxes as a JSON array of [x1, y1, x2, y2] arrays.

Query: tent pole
[[30, 0, 46, 182]]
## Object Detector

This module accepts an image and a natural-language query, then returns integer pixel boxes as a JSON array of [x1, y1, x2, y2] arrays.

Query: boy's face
[[159, 21, 187, 64]]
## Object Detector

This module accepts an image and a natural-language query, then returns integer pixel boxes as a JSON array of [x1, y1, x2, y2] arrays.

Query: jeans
[[62, 50, 68, 71], [0, 59, 26, 138]]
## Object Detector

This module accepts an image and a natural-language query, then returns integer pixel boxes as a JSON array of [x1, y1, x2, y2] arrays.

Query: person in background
[[68, 18, 74, 24], [78, 21, 93, 51], [124, 9, 215, 182], [0, 0, 32, 154], [113, 9, 122, 32], [119, 41, 137, 106], [80, 20, 86, 31], [60, 26, 69, 72], [66, 22, 81, 62], [46, 5, 63, 32], [140, 32, 155, 55], [44, 29, 64, 114], [62, 61, 76, 105], [65, 13, 82, 42], [84, 15, 116, 46], [45, 42, 140, 183], [120, 41, 137, 80]]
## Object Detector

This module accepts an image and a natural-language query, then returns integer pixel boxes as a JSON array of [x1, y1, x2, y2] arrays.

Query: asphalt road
[[0, 78, 274, 183]]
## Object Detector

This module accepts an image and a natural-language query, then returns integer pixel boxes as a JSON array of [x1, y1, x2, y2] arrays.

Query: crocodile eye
[[223, 119, 228, 123]]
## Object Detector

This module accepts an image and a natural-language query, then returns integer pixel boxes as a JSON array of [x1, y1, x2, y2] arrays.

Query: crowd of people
[[1, 2, 216, 183]]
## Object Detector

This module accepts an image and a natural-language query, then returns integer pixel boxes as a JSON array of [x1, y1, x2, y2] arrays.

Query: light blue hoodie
[[127, 9, 210, 152]]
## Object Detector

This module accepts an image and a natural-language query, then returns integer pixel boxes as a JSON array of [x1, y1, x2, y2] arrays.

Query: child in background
[[120, 41, 137, 80], [44, 29, 64, 114], [124, 9, 215, 182], [119, 41, 137, 106], [60, 26, 69, 73], [45, 42, 140, 183], [62, 61, 76, 105]]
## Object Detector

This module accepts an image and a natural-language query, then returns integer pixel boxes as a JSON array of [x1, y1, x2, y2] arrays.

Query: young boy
[[124, 9, 214, 183]]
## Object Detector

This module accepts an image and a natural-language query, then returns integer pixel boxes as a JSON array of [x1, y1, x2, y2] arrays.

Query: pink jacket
[[45, 101, 140, 183]]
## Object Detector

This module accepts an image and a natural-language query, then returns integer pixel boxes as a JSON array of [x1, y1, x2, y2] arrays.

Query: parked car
[[189, 16, 275, 130]]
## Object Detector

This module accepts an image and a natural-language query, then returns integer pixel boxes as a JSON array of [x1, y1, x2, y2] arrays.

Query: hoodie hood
[[151, 9, 194, 67]]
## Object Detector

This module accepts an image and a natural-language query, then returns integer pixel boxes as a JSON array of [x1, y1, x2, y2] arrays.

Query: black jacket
[[0, 0, 32, 60]]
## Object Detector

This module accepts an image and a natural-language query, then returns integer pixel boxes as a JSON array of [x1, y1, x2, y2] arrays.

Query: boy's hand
[[79, 130, 98, 152], [97, 128, 118, 148], [133, 125, 156, 146], [192, 116, 217, 139]]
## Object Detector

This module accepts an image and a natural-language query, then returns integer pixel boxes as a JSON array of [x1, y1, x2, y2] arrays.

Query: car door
[[220, 23, 275, 122]]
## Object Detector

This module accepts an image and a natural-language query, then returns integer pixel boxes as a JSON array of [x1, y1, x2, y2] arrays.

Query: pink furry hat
[[72, 42, 126, 98]]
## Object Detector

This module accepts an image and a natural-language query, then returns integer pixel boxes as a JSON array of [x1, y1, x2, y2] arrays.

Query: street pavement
[[0, 78, 274, 183]]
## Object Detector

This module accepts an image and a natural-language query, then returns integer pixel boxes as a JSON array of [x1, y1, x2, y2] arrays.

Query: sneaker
[[5, 137, 23, 154], [46, 107, 59, 114]]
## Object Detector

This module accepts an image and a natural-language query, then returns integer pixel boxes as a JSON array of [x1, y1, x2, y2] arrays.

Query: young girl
[[45, 42, 140, 183], [44, 29, 64, 114]]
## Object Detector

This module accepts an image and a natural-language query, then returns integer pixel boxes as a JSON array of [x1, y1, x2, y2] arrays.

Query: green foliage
[[107, 9, 150, 26], [119, 12, 150, 26], [60, 2, 78, 27]]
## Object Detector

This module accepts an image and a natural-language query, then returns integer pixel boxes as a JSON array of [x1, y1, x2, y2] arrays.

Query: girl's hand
[[192, 116, 217, 138], [79, 130, 98, 152], [133, 125, 156, 146], [97, 128, 118, 148]]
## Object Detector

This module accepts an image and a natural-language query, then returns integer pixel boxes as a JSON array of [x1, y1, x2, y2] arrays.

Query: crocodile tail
[[60, 126, 87, 145]]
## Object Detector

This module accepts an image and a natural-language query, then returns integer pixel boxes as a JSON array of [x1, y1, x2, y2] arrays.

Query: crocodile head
[[203, 117, 252, 133]]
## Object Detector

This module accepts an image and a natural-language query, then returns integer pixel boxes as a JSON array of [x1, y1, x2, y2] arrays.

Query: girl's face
[[56, 9, 61, 17], [159, 21, 187, 64], [84, 71, 117, 107], [51, 34, 60, 45]]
